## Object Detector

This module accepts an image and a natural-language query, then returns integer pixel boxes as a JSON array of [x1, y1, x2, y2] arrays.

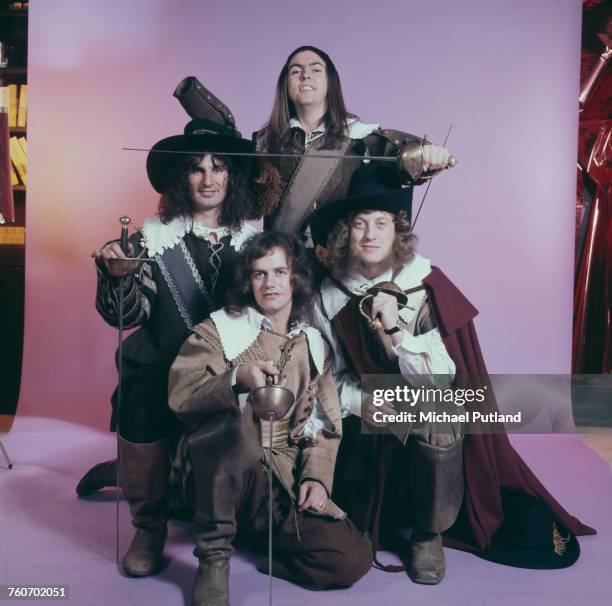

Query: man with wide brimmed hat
[[86, 119, 259, 577], [307, 163, 594, 585]]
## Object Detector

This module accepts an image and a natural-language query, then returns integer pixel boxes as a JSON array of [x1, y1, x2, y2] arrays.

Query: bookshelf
[[0, 2, 27, 422]]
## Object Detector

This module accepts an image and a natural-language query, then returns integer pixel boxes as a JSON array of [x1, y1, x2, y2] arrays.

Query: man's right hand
[[236, 360, 279, 391], [94, 241, 139, 277]]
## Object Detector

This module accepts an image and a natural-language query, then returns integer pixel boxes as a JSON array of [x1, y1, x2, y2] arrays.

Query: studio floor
[[1, 416, 610, 606]]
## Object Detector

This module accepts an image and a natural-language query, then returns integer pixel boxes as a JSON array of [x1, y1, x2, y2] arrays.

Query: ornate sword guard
[[358, 281, 413, 331], [397, 137, 457, 181], [248, 374, 295, 421]]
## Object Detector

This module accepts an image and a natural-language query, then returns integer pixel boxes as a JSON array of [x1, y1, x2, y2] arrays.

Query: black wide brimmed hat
[[307, 162, 413, 247], [146, 119, 254, 193], [478, 490, 580, 569]]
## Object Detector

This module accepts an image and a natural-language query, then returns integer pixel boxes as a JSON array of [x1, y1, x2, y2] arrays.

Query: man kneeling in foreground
[[168, 232, 372, 606]]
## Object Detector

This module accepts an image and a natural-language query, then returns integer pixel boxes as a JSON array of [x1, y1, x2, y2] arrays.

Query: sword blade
[[412, 124, 454, 229], [116, 278, 124, 567], [122, 147, 397, 162], [267, 415, 275, 606], [107, 257, 157, 264]]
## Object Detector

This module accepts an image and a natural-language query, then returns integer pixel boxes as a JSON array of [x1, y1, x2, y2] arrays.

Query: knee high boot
[[405, 438, 464, 585], [187, 411, 262, 606], [118, 436, 170, 577]]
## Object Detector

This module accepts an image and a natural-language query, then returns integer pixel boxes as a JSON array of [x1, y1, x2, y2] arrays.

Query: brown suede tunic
[[168, 316, 345, 519]]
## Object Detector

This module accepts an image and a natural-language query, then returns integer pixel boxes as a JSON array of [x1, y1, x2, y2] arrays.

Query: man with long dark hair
[[87, 120, 259, 577], [255, 45, 453, 236], [168, 232, 372, 605]]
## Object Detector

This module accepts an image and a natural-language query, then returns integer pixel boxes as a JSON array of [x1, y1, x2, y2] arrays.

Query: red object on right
[[0, 110, 15, 223]]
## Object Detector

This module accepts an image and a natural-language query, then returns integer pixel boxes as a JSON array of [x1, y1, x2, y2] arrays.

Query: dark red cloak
[[332, 267, 595, 555]]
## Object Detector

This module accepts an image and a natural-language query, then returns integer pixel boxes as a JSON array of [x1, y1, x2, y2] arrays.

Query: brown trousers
[[187, 410, 372, 589]]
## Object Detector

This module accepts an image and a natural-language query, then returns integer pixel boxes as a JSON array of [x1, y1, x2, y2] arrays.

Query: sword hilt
[[119, 215, 131, 255]]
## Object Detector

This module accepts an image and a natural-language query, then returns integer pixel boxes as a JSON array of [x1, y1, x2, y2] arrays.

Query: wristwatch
[[384, 325, 401, 335]]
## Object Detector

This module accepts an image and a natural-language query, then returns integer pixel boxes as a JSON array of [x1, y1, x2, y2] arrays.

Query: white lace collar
[[210, 307, 325, 373], [320, 254, 432, 321], [141, 217, 257, 257]]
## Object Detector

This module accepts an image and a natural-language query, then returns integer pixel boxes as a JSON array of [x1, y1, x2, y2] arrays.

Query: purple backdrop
[[21, 0, 581, 428]]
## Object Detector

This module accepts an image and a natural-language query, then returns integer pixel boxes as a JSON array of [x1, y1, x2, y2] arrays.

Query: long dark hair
[[259, 45, 355, 151], [157, 153, 256, 229], [226, 231, 314, 325]]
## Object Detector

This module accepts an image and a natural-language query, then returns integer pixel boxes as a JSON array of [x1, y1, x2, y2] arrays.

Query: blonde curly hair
[[323, 210, 417, 279]]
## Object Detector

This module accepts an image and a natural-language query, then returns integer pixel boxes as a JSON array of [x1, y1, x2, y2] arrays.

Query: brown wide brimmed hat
[[306, 162, 413, 247], [146, 119, 254, 193]]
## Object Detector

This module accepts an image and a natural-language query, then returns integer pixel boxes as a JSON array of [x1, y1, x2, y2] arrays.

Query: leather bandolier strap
[[272, 140, 351, 233]]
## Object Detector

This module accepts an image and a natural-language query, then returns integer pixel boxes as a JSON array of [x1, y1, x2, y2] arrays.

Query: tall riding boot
[[118, 436, 170, 577], [405, 438, 464, 584], [187, 410, 262, 606]]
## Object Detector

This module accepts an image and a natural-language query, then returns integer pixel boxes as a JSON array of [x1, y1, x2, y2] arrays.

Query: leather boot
[[119, 436, 169, 577], [406, 438, 464, 584], [407, 530, 445, 584], [191, 555, 230, 606], [75, 458, 118, 496], [187, 411, 261, 605]]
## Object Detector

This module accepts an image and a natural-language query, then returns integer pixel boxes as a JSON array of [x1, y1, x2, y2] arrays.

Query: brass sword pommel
[[119, 216, 132, 256], [397, 140, 457, 181]]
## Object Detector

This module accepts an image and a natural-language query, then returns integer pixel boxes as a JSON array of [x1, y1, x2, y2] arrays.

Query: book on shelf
[[17, 135, 26, 157], [17, 84, 27, 129], [0, 85, 27, 130], [9, 135, 26, 185], [10, 163, 18, 186], [13, 136, 26, 185], [0, 227, 25, 245], [8, 85, 18, 128]]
